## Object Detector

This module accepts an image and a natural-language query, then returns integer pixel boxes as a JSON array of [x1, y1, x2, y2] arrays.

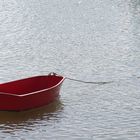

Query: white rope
[[65, 77, 113, 85], [48, 72, 140, 85]]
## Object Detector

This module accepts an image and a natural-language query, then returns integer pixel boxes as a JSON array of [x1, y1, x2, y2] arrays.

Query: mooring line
[[48, 72, 140, 85], [65, 77, 113, 85]]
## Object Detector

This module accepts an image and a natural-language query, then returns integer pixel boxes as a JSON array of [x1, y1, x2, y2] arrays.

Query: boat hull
[[0, 74, 64, 111]]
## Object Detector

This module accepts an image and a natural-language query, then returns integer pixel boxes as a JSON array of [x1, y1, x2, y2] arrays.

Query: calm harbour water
[[0, 0, 140, 139]]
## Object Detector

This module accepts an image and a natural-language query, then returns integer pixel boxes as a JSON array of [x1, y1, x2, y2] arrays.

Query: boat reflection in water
[[0, 99, 63, 125]]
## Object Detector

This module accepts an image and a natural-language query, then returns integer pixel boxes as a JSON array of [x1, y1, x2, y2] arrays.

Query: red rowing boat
[[0, 73, 65, 111]]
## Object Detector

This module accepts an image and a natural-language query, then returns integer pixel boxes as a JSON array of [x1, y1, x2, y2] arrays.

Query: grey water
[[0, 0, 140, 139]]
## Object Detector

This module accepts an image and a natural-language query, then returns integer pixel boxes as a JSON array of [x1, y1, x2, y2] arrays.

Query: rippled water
[[0, 0, 140, 139]]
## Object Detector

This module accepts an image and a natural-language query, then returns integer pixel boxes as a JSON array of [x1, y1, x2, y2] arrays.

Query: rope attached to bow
[[65, 77, 113, 85]]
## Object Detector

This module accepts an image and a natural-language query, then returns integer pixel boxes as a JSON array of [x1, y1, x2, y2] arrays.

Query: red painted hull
[[0, 74, 65, 111]]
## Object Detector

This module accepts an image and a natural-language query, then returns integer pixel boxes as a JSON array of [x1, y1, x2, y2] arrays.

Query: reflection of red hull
[[0, 74, 65, 111]]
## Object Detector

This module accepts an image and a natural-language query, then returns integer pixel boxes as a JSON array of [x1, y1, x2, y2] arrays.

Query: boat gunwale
[[0, 75, 65, 97]]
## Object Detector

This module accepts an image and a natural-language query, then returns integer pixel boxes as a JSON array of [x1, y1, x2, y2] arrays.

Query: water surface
[[0, 0, 140, 139]]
